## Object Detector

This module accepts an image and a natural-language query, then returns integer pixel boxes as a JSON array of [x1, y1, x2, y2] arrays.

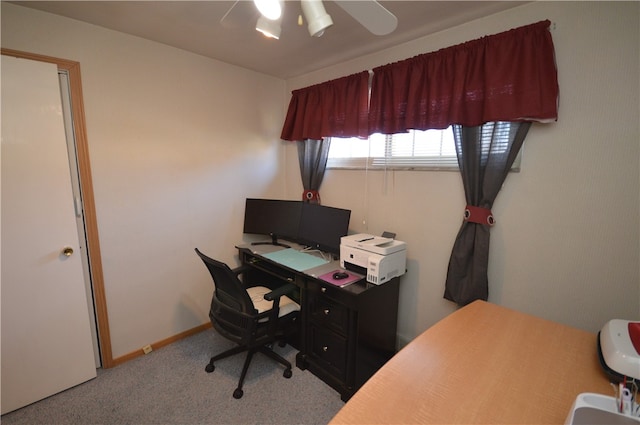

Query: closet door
[[1, 55, 96, 414]]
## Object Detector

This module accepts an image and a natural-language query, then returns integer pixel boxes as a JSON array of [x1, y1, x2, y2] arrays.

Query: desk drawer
[[307, 279, 354, 304], [309, 295, 349, 335], [309, 325, 347, 379]]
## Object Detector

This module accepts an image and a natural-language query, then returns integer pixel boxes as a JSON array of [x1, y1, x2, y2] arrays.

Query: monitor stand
[[251, 233, 291, 248]]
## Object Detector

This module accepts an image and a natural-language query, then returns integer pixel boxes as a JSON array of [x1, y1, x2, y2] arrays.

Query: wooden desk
[[237, 244, 400, 401], [330, 301, 612, 424]]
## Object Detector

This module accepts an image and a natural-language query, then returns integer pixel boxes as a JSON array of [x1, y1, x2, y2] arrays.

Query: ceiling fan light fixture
[[301, 0, 333, 37], [256, 15, 281, 39], [253, 0, 282, 20]]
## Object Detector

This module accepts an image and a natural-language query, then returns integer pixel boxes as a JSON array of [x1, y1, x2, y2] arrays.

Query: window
[[327, 125, 521, 171], [328, 127, 458, 170]]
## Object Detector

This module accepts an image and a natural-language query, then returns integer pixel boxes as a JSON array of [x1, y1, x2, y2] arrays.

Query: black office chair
[[194, 248, 300, 399]]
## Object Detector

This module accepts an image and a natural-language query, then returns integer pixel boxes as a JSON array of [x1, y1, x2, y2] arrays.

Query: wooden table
[[237, 244, 400, 401], [329, 300, 613, 424]]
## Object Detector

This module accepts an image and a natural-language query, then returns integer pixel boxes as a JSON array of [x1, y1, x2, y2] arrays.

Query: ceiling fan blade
[[220, 0, 259, 29], [220, 0, 240, 24], [333, 0, 398, 36]]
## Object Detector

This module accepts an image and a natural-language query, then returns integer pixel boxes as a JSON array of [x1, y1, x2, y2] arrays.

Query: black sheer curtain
[[444, 122, 531, 306], [297, 138, 331, 204]]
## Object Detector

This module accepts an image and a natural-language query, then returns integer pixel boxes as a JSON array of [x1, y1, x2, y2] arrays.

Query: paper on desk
[[262, 248, 328, 271]]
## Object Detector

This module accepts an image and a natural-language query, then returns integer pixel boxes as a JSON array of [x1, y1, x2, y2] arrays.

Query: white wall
[[284, 1, 640, 344], [2, 3, 288, 359]]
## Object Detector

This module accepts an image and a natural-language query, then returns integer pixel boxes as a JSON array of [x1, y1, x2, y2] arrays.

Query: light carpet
[[1, 330, 345, 424]]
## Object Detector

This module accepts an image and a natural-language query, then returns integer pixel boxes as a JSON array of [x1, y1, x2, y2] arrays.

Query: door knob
[[62, 246, 74, 257]]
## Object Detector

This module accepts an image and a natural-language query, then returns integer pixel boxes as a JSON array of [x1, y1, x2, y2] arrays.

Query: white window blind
[[327, 125, 521, 171]]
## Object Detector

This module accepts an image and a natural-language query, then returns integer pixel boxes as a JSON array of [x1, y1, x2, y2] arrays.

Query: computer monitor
[[297, 203, 351, 255], [243, 199, 302, 245]]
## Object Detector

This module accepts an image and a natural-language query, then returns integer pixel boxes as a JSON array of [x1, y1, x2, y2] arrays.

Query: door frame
[[1, 48, 114, 368]]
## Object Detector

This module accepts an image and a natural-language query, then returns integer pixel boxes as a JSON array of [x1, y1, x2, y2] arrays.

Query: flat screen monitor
[[243, 199, 302, 243], [298, 203, 351, 255]]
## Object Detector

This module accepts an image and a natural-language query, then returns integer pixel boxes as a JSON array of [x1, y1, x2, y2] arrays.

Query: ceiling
[[13, 1, 528, 79]]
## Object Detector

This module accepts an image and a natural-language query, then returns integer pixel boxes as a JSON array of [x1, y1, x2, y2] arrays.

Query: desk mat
[[262, 248, 328, 272]]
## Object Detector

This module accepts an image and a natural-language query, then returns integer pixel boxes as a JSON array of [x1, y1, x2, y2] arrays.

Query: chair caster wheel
[[205, 363, 215, 373], [283, 368, 292, 379], [233, 388, 244, 399]]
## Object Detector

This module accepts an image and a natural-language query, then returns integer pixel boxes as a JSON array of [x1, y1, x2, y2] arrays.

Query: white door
[[1, 55, 97, 414]]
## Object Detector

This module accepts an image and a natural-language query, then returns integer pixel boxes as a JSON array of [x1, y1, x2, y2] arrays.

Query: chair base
[[205, 343, 292, 399]]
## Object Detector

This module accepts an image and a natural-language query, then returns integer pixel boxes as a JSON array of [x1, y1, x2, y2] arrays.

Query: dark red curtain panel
[[369, 20, 558, 134], [281, 71, 369, 141]]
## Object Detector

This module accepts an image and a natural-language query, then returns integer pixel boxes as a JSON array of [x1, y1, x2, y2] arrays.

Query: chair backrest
[[194, 248, 256, 315]]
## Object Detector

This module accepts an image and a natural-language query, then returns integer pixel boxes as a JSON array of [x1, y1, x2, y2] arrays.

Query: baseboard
[[110, 322, 212, 367]]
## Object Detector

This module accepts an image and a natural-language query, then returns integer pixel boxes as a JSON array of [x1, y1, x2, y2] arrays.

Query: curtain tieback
[[303, 190, 320, 202], [464, 205, 495, 226]]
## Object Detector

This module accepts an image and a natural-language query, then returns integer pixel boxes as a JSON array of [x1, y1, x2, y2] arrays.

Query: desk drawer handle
[[287, 277, 294, 282], [321, 287, 327, 293], [323, 309, 330, 316]]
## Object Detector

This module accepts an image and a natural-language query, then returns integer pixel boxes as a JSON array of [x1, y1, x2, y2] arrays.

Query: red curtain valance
[[280, 71, 369, 141], [368, 20, 559, 134]]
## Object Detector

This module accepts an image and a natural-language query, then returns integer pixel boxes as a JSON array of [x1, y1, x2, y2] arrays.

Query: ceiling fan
[[221, 0, 398, 40]]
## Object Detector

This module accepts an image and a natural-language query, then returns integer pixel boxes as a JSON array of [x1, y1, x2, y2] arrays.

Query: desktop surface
[[237, 242, 374, 294], [329, 301, 613, 424]]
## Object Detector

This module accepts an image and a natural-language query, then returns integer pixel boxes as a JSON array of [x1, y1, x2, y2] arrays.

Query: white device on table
[[598, 319, 640, 385], [340, 233, 406, 285]]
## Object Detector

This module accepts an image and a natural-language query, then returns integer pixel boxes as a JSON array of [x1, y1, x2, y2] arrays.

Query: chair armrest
[[231, 265, 251, 276], [263, 283, 297, 301]]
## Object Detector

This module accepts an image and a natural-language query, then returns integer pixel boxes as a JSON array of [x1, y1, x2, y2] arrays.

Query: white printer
[[340, 233, 407, 285]]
